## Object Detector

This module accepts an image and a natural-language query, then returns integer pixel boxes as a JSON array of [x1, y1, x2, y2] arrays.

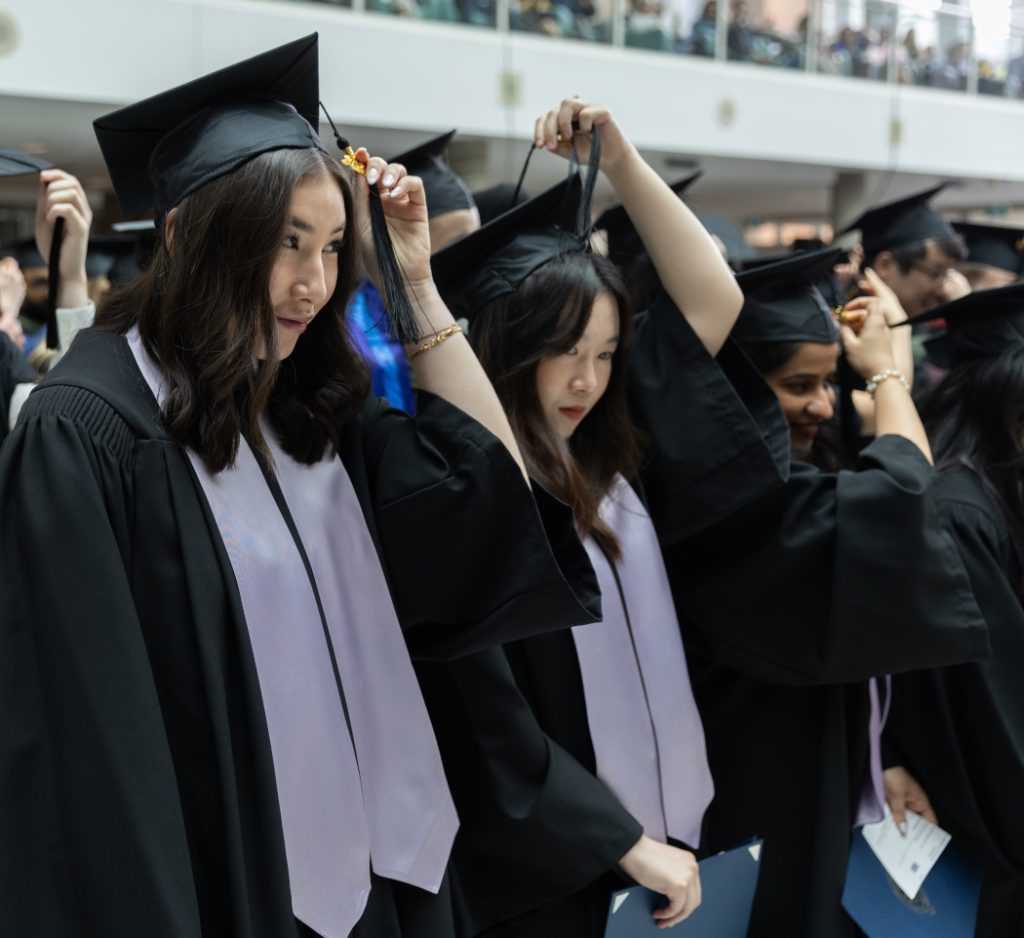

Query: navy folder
[[841, 828, 981, 937], [604, 839, 764, 937]]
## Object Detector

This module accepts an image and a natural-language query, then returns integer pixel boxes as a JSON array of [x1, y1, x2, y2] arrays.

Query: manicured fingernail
[[388, 185, 403, 199], [366, 168, 379, 185], [899, 821, 908, 836], [383, 174, 396, 188]]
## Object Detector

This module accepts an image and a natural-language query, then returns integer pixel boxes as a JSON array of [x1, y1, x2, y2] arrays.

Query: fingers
[[907, 786, 938, 826], [556, 97, 579, 146], [655, 876, 702, 928], [364, 157, 407, 195]]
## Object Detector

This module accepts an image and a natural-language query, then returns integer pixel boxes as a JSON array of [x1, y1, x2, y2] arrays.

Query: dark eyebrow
[[289, 216, 346, 235], [604, 335, 620, 344]]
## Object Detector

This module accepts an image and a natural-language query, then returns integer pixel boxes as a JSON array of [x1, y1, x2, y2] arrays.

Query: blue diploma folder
[[841, 829, 981, 937], [603, 839, 764, 938]]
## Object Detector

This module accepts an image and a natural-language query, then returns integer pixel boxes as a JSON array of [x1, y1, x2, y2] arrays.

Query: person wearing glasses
[[840, 184, 968, 318]]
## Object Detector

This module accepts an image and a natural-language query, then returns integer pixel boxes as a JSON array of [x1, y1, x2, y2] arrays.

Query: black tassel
[[319, 102, 422, 345], [45, 217, 64, 350]]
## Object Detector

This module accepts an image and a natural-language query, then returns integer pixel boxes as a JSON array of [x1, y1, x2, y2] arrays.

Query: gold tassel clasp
[[342, 146, 367, 176]]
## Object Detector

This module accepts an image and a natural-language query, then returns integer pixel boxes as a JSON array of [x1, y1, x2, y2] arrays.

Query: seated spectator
[[928, 40, 970, 91], [690, 0, 717, 56], [626, 0, 674, 51]]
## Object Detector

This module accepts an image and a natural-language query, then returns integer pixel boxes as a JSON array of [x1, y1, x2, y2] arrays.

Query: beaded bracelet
[[864, 369, 911, 397], [407, 323, 463, 363]]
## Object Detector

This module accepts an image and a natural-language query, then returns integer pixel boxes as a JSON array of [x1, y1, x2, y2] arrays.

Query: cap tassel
[[45, 217, 64, 350], [320, 103, 422, 345]]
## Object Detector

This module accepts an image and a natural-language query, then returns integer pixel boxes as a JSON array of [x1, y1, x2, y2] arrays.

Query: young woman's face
[[764, 341, 840, 459], [535, 292, 619, 441], [267, 172, 347, 360]]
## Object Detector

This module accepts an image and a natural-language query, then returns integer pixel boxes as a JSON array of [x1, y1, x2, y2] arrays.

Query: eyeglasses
[[910, 262, 951, 284]]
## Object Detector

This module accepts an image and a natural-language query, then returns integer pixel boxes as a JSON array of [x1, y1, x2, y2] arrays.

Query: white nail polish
[[366, 169, 379, 185], [383, 174, 396, 188]]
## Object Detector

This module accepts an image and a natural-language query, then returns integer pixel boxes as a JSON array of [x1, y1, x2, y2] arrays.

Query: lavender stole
[[855, 675, 892, 827], [127, 329, 457, 938], [572, 476, 714, 848]]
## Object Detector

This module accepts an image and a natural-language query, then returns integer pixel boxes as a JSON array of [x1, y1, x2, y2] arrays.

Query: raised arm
[[841, 305, 933, 463], [351, 150, 528, 481], [533, 98, 742, 356]]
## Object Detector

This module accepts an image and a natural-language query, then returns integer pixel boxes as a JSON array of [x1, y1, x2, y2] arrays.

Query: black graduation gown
[[885, 466, 1024, 937], [415, 295, 791, 937], [0, 328, 601, 938], [629, 397, 991, 936], [0, 330, 35, 446]]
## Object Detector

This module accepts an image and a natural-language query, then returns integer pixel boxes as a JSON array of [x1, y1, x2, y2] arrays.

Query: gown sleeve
[[666, 435, 990, 685], [887, 490, 1024, 880], [628, 291, 791, 544], [0, 388, 201, 937], [356, 392, 601, 660], [416, 647, 642, 933]]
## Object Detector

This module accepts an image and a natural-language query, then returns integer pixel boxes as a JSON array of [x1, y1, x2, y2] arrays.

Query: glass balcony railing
[[296, 0, 1024, 99]]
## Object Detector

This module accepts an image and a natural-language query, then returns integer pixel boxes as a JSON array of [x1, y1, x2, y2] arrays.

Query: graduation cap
[[952, 221, 1024, 278], [840, 183, 958, 259], [389, 131, 473, 219], [94, 35, 323, 218], [94, 33, 422, 342], [432, 173, 590, 321], [897, 280, 1024, 367], [0, 146, 53, 177], [595, 171, 703, 266], [11, 238, 45, 270], [732, 247, 844, 346], [472, 182, 529, 226]]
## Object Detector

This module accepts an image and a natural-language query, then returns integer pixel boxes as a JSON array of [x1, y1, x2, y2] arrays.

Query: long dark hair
[[470, 252, 643, 560], [918, 346, 1024, 556], [97, 147, 369, 472]]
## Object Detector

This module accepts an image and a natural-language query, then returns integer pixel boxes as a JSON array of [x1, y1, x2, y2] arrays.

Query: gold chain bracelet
[[407, 323, 463, 363]]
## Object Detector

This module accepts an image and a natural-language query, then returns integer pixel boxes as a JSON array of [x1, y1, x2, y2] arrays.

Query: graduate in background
[[0, 36, 602, 938], [422, 97, 788, 937], [884, 283, 1024, 937], [346, 131, 479, 412], [629, 247, 990, 938], [951, 221, 1024, 291]]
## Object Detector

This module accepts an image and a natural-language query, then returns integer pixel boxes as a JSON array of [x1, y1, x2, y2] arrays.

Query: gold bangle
[[407, 323, 463, 362]]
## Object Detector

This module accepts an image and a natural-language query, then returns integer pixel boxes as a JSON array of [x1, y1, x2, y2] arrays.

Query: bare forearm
[[602, 152, 742, 355], [873, 380, 932, 464], [56, 273, 88, 310], [403, 281, 529, 481]]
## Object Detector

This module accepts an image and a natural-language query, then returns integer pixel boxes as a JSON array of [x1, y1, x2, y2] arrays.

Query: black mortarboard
[[94, 34, 323, 218], [899, 281, 1024, 367], [472, 183, 529, 226], [432, 174, 588, 321], [390, 131, 473, 219], [85, 235, 140, 280], [0, 147, 53, 177], [732, 248, 844, 346], [595, 171, 703, 265], [952, 222, 1024, 278], [13, 238, 45, 270], [840, 183, 957, 259]]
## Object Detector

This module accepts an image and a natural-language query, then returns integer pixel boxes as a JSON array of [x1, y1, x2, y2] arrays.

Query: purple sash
[[128, 329, 457, 938], [855, 675, 892, 827], [573, 476, 714, 848]]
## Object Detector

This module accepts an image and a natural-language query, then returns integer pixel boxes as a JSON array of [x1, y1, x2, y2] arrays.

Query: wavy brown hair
[[470, 252, 643, 560], [96, 147, 369, 472]]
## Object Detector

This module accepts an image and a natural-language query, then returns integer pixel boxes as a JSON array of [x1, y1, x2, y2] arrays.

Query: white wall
[[1, 0, 1022, 181]]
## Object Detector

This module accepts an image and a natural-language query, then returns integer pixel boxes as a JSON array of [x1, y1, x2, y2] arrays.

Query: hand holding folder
[[604, 840, 763, 937]]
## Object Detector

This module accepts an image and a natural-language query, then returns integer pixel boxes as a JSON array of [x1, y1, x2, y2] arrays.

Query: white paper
[[860, 807, 952, 900], [611, 892, 630, 915]]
